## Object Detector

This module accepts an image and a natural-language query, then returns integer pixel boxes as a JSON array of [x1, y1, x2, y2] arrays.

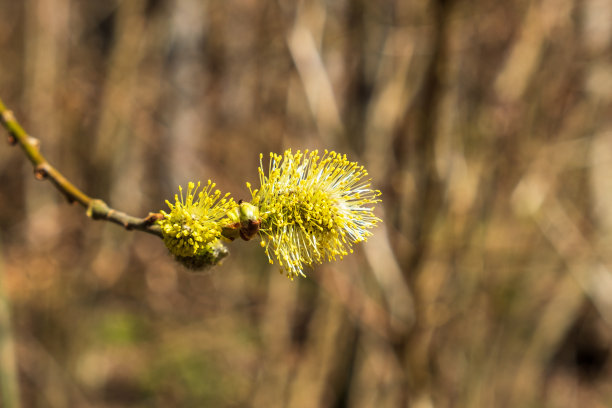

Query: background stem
[[0, 239, 21, 408]]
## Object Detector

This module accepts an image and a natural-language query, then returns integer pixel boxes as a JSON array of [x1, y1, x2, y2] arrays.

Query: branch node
[[144, 212, 164, 224], [1, 111, 17, 145], [87, 199, 109, 220], [27, 135, 40, 150], [34, 164, 49, 180], [0, 109, 15, 125]]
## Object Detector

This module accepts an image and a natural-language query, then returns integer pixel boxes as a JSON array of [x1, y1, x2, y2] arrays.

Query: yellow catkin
[[158, 181, 236, 268], [249, 149, 381, 279]]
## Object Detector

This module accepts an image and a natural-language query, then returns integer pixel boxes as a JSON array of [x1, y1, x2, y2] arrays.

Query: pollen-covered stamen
[[250, 149, 381, 279], [157, 181, 237, 266]]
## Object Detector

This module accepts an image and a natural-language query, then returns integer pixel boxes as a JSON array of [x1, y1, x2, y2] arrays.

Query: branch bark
[[0, 96, 163, 238]]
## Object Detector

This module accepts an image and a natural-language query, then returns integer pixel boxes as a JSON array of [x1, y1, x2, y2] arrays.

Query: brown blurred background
[[0, 0, 611, 407]]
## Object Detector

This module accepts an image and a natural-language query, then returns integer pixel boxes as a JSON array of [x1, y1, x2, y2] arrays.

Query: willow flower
[[158, 181, 236, 269], [249, 149, 381, 279]]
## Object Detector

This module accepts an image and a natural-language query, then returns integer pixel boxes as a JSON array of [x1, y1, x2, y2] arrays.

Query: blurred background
[[0, 0, 611, 407]]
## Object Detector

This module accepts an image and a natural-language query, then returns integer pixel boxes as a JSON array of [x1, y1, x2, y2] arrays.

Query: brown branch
[[0, 96, 163, 238]]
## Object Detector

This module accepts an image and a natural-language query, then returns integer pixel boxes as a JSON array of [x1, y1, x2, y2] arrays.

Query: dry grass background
[[0, 0, 611, 407]]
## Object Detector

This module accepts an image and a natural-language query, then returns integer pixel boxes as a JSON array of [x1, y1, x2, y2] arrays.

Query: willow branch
[[0, 96, 163, 238]]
